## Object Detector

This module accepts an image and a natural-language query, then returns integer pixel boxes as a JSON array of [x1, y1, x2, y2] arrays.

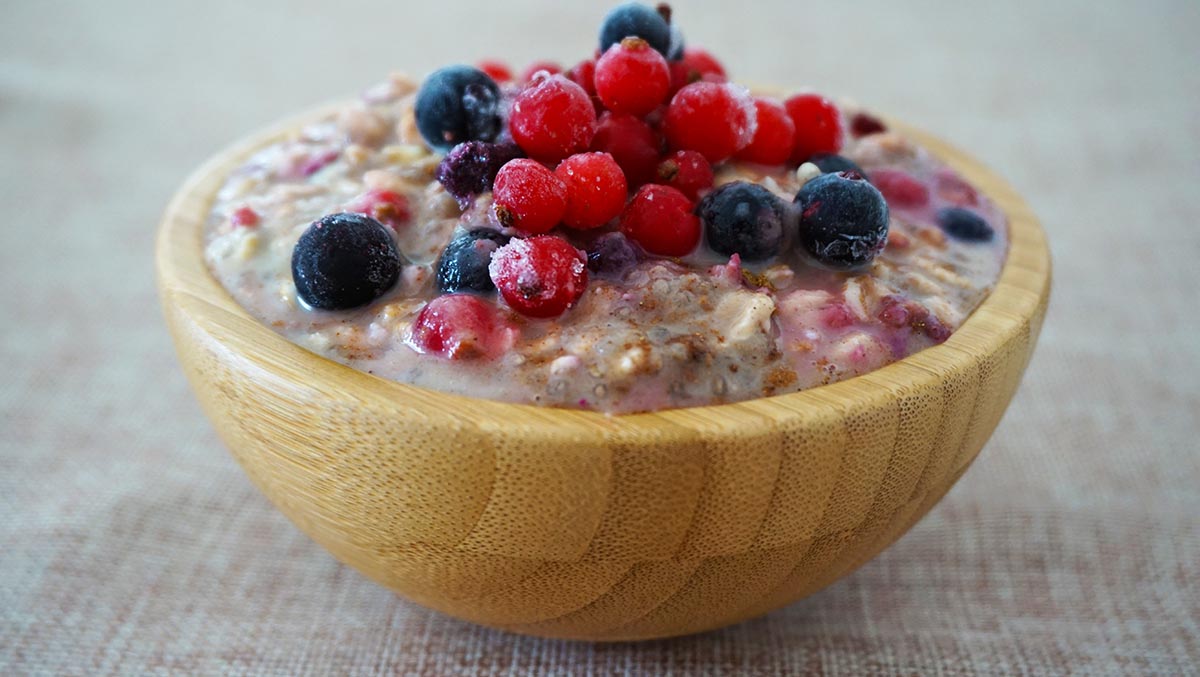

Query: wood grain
[[155, 109, 1050, 641]]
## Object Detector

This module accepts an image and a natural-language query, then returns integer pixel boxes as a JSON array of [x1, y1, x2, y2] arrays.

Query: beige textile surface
[[2, 0, 1198, 674]]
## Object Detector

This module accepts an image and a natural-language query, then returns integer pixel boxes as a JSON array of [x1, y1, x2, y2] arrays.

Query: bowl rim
[[156, 103, 1050, 432]]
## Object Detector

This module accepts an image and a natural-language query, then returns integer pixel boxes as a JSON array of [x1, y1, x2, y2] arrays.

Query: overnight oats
[[204, 3, 1007, 414]]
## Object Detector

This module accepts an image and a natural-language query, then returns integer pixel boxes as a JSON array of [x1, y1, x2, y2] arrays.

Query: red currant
[[509, 74, 597, 162], [735, 98, 796, 165], [410, 294, 517, 360], [566, 59, 597, 96], [591, 112, 662, 187], [594, 37, 671, 117], [619, 184, 700, 257], [477, 59, 513, 83], [346, 188, 411, 229], [669, 47, 727, 94], [489, 236, 589, 318], [681, 48, 726, 80], [554, 152, 629, 229], [664, 82, 756, 163], [870, 170, 930, 208], [656, 150, 713, 201], [230, 205, 259, 228], [519, 60, 562, 84], [492, 159, 568, 234], [785, 93, 844, 164]]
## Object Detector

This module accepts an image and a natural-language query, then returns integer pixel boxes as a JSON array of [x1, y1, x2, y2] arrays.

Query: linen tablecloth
[[2, 0, 1197, 674]]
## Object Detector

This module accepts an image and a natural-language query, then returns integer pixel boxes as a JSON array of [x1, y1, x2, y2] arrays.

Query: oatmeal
[[203, 6, 1007, 414]]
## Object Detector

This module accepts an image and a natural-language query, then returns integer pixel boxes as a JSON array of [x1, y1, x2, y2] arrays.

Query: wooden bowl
[[156, 108, 1050, 641]]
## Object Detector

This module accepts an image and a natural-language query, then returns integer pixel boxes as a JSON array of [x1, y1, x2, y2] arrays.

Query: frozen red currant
[[554, 152, 629, 229], [346, 188, 411, 229], [619, 184, 700, 257], [669, 47, 727, 93], [664, 82, 756, 163], [489, 236, 589, 318], [477, 59, 513, 83], [567, 59, 598, 96], [871, 169, 930, 208], [785, 93, 844, 164], [680, 47, 726, 80], [492, 159, 568, 234], [509, 74, 598, 162], [519, 60, 562, 83], [594, 37, 671, 117], [409, 293, 517, 359], [591, 112, 662, 187], [656, 150, 713, 201], [735, 98, 796, 165]]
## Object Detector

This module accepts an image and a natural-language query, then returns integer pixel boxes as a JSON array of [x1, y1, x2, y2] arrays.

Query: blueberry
[[587, 231, 641, 277], [599, 3, 672, 57], [697, 181, 790, 261], [794, 172, 889, 269], [415, 66, 502, 152], [436, 228, 511, 293], [809, 153, 868, 180], [667, 22, 685, 61], [292, 213, 403, 310], [436, 141, 524, 208], [936, 207, 994, 242]]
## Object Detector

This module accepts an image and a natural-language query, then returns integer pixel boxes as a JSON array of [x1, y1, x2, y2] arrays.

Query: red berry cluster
[[415, 4, 857, 349]]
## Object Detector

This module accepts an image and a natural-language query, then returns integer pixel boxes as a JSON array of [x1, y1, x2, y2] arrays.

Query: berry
[[415, 65, 502, 152], [595, 37, 671, 116], [679, 47, 726, 79], [599, 2, 672, 58], [809, 153, 866, 179], [586, 231, 641, 276], [785, 93, 844, 164], [230, 205, 259, 228], [735, 98, 795, 165], [936, 207, 994, 242], [519, 60, 562, 84], [696, 181, 789, 261], [871, 169, 929, 208], [489, 236, 589, 318], [346, 188, 412, 229], [669, 47, 728, 93], [620, 184, 701, 257], [667, 22, 685, 61], [477, 59, 513, 83], [435, 141, 524, 208], [591, 112, 662, 186], [656, 150, 713, 200], [555, 152, 629, 229], [566, 59, 598, 96], [794, 171, 889, 269], [664, 82, 756, 162], [509, 74, 598, 162], [410, 294, 517, 360], [436, 228, 511, 293], [934, 169, 980, 206], [492, 159, 569, 234], [850, 111, 887, 137], [291, 213, 402, 310]]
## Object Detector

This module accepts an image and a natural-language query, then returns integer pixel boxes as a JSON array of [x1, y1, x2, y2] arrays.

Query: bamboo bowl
[[157, 109, 1050, 641]]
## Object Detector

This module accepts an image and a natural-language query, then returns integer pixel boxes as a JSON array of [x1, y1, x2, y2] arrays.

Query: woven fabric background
[[2, 0, 1198, 674]]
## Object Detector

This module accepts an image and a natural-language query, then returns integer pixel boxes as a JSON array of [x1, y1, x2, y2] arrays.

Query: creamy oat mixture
[[204, 71, 1006, 414]]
